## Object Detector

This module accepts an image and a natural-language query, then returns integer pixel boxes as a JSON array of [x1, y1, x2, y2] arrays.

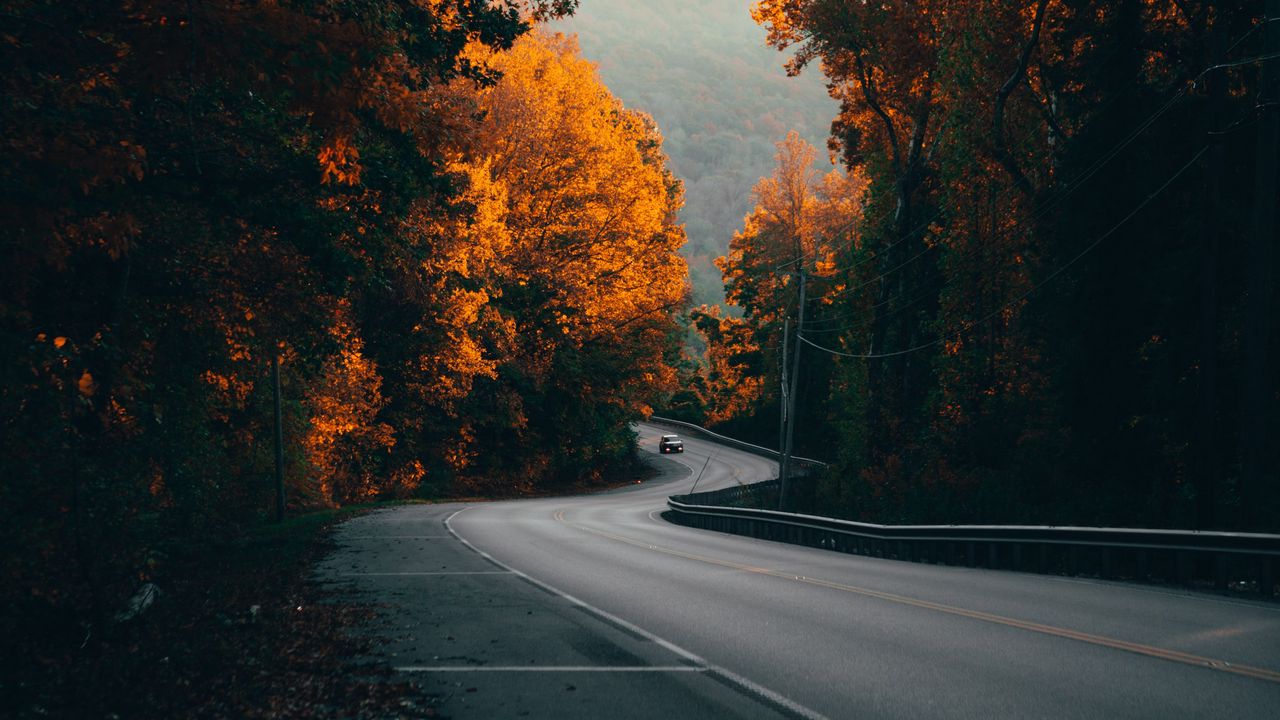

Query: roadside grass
[[5, 500, 438, 719]]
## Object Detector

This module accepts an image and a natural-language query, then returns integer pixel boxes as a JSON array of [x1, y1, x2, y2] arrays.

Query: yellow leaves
[[53, 336, 68, 349], [317, 136, 363, 185], [442, 28, 688, 358]]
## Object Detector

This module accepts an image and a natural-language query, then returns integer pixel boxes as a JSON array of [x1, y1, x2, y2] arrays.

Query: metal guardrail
[[678, 478, 782, 510], [666, 490, 1280, 598], [646, 415, 828, 469]]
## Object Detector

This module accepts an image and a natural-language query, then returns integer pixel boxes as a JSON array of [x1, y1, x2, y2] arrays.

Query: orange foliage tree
[[694, 131, 863, 434], [0, 0, 601, 661], [435, 32, 690, 490]]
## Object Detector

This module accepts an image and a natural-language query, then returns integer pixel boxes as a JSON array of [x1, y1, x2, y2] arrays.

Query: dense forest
[[1, 0, 695, 638], [681, 0, 1280, 532], [552, 0, 836, 306]]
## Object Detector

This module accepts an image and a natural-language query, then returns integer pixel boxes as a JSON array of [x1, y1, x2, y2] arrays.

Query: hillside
[[551, 0, 837, 305]]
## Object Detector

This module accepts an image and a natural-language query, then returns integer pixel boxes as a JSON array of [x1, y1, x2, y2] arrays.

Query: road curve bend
[[443, 423, 1280, 718]]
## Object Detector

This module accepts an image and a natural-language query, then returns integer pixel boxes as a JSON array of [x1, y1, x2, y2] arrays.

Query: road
[[329, 423, 1280, 718]]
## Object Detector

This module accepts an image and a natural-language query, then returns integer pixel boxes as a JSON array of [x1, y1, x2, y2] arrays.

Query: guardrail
[[678, 478, 782, 510], [646, 415, 828, 470], [666, 490, 1280, 598]]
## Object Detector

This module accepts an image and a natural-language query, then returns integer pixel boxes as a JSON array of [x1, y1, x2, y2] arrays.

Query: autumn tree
[[720, 0, 1279, 528], [695, 131, 863, 439], [0, 0, 582, 685], [434, 31, 690, 491]]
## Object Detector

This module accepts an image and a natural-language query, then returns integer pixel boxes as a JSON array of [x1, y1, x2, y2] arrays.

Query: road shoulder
[[316, 503, 794, 719]]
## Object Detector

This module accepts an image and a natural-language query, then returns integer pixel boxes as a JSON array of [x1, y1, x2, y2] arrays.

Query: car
[[659, 434, 684, 453]]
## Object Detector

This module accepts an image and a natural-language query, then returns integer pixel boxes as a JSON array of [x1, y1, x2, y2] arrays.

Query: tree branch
[[992, 0, 1050, 198]]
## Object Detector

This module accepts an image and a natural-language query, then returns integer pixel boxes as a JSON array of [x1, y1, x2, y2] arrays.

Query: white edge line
[[395, 665, 707, 673], [445, 507, 830, 720], [338, 571, 511, 576], [340, 535, 454, 539]]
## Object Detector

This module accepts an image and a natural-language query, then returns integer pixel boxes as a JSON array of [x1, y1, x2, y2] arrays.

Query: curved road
[[442, 422, 1280, 718]]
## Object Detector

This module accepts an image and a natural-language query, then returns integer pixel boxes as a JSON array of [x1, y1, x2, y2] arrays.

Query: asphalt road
[[326, 423, 1280, 718]]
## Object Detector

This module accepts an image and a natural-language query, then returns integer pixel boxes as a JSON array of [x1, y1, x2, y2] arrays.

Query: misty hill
[[551, 1, 837, 306]]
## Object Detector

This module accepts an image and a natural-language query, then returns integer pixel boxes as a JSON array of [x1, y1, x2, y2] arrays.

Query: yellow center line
[[553, 509, 1280, 685]]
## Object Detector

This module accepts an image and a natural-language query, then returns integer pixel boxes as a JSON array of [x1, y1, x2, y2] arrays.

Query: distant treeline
[[677, 0, 1279, 532], [2, 1, 690, 634]]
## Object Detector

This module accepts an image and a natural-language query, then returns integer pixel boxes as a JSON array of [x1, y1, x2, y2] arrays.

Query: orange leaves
[[77, 370, 96, 398], [303, 306, 395, 504], [317, 136, 363, 185], [450, 30, 687, 356]]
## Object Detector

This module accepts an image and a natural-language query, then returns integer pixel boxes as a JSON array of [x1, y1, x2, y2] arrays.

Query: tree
[[726, 0, 1278, 529], [433, 31, 690, 490], [696, 131, 863, 443], [0, 0, 580, 657]]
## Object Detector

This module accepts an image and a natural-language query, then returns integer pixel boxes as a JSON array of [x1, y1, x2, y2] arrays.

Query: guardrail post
[[1262, 557, 1276, 598], [1012, 543, 1023, 571], [1174, 551, 1191, 585], [988, 543, 999, 570], [1214, 553, 1229, 590], [1136, 549, 1150, 581], [1101, 548, 1113, 579], [1037, 544, 1049, 574]]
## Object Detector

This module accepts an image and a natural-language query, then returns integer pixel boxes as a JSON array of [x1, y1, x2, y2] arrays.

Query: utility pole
[[778, 316, 790, 463], [1241, 0, 1279, 529], [779, 269, 806, 511], [273, 347, 285, 523]]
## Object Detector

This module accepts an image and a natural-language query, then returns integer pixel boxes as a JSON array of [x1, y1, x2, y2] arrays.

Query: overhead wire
[[799, 44, 1279, 331], [798, 145, 1208, 360]]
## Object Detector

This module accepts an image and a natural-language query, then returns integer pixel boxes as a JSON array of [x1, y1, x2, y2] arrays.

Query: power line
[[798, 146, 1208, 360], [802, 45, 1279, 322], [799, 47, 1280, 333]]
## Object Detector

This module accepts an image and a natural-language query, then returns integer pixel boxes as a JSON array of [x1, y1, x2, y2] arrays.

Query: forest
[[679, 0, 1279, 533], [1, 0, 696, 642], [4, 0, 1279, 692]]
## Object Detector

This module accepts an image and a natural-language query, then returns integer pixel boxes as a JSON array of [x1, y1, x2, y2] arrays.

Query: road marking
[[558, 514, 1280, 685], [446, 508, 829, 720], [338, 571, 512, 576], [396, 665, 707, 673], [340, 535, 453, 539]]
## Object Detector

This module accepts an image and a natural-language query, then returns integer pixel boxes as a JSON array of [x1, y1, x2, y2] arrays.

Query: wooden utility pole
[[1241, 0, 1279, 528], [778, 316, 790, 463], [273, 348, 285, 523], [779, 269, 806, 511]]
